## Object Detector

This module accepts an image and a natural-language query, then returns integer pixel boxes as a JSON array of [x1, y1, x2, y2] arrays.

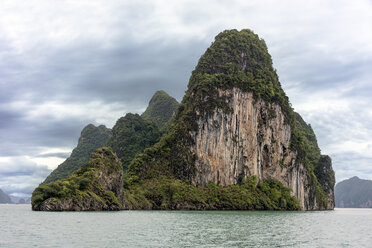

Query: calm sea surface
[[0, 205, 371, 247]]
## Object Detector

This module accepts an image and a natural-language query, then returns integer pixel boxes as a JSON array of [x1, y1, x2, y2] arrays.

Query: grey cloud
[[0, 109, 23, 129], [0, 114, 86, 157], [296, 95, 372, 184], [331, 152, 372, 181], [0, 0, 371, 195], [0, 37, 208, 158], [275, 52, 372, 94], [0, 157, 51, 196], [0, 157, 50, 177], [35, 152, 71, 159]]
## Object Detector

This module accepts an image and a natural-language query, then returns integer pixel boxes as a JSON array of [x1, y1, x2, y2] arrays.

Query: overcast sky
[[1, 0, 371, 198]]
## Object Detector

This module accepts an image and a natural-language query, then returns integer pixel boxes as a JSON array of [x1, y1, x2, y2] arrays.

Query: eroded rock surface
[[190, 88, 322, 209]]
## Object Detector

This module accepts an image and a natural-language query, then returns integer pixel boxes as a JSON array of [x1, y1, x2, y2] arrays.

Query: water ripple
[[0, 205, 371, 248]]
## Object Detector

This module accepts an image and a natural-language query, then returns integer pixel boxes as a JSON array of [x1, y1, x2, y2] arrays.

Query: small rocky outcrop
[[32, 147, 124, 211]]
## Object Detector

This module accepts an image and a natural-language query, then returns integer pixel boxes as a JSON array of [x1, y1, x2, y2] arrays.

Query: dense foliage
[[141, 90, 179, 132], [0, 188, 12, 204], [32, 147, 122, 209], [106, 114, 162, 170], [43, 124, 112, 184], [294, 113, 321, 164], [335, 177, 372, 208], [124, 176, 300, 210]]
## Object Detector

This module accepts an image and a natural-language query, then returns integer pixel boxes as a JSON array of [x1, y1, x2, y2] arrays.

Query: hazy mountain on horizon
[[0, 188, 12, 204], [335, 176, 372, 208]]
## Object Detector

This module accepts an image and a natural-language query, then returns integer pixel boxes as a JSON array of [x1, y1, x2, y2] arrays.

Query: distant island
[[0, 188, 31, 204], [335, 176, 372, 208], [32, 29, 335, 211], [0, 188, 12, 204]]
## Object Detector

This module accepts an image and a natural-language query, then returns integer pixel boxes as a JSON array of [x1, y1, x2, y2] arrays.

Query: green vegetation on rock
[[106, 113, 162, 170], [187, 29, 292, 120], [32, 147, 123, 211], [43, 124, 112, 184], [124, 176, 299, 210], [141, 90, 179, 132]]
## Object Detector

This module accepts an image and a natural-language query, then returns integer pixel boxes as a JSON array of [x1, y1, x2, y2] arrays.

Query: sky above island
[[0, 0, 371, 198]]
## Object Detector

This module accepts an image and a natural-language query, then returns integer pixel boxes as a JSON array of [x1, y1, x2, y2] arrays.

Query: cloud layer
[[1, 0, 371, 196]]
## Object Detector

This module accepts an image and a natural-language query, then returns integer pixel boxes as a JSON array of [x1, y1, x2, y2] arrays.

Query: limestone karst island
[[31, 29, 335, 211]]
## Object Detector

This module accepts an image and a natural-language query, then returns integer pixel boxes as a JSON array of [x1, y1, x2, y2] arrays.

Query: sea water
[[0, 205, 371, 247]]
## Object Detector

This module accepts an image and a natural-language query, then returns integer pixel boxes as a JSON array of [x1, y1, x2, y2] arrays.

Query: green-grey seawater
[[1, 205, 371, 247]]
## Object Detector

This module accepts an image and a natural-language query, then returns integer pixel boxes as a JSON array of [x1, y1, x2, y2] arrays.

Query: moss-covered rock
[[32, 147, 124, 211]]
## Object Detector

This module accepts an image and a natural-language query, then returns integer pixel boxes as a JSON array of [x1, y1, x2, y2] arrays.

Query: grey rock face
[[190, 88, 330, 210]]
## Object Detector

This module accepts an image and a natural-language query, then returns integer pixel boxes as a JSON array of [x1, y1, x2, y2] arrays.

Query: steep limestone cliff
[[190, 88, 317, 209], [127, 29, 334, 210]]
